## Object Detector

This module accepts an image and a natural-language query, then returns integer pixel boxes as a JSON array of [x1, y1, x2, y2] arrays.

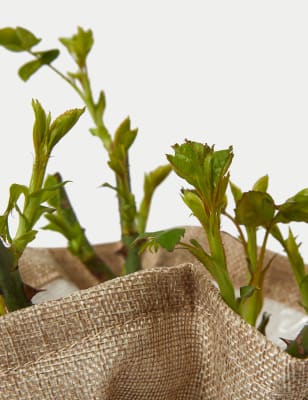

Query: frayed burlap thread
[[0, 227, 308, 399]]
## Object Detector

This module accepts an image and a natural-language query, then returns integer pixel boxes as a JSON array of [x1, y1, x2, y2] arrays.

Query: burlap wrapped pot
[[0, 226, 307, 399]]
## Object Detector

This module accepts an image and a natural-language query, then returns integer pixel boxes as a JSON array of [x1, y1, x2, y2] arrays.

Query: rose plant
[[0, 26, 308, 362]]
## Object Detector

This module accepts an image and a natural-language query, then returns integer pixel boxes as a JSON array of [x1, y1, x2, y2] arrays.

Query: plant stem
[[35, 54, 142, 274], [0, 240, 31, 312], [0, 146, 48, 312], [246, 227, 257, 272], [29, 50, 85, 100], [115, 158, 142, 274], [62, 66, 142, 273], [50, 173, 115, 280], [0, 295, 6, 316], [14, 156, 48, 260], [223, 212, 247, 252], [239, 228, 271, 326], [206, 213, 238, 313], [121, 233, 140, 274]]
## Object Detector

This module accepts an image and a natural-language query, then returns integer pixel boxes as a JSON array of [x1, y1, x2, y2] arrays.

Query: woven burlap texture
[[0, 227, 307, 399]]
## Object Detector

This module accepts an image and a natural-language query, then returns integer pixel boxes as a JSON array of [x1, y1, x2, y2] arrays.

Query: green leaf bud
[[235, 191, 275, 227], [59, 27, 93, 68], [252, 175, 269, 192], [48, 107, 85, 151]]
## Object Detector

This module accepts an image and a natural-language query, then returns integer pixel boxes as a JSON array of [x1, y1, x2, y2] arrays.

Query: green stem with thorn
[[45, 172, 115, 281], [41, 52, 142, 274]]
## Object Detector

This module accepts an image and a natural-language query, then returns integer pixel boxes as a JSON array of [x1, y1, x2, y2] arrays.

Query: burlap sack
[[0, 227, 307, 399]]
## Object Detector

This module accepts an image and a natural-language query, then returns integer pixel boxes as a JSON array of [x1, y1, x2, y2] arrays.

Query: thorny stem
[[51, 173, 115, 281], [224, 210, 276, 326], [0, 240, 31, 312], [239, 227, 272, 326], [0, 136, 51, 312], [206, 213, 238, 313], [42, 59, 142, 274]]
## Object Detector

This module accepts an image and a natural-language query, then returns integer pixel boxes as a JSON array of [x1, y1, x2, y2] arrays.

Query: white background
[[1, 1, 308, 260]]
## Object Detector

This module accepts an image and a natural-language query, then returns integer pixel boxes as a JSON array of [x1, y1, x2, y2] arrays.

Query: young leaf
[[240, 285, 256, 299], [59, 27, 93, 68], [101, 182, 119, 193], [155, 228, 185, 251], [285, 229, 306, 284], [43, 213, 74, 238], [6, 184, 29, 211], [34, 49, 60, 64], [235, 191, 275, 227], [29, 205, 55, 227], [107, 116, 137, 177], [167, 140, 233, 215], [230, 181, 243, 203], [137, 164, 172, 233], [0, 27, 40, 52], [252, 175, 269, 192], [107, 146, 126, 176], [19, 50, 60, 81], [269, 224, 284, 243], [276, 189, 308, 223], [0, 216, 9, 240], [12, 230, 37, 253], [48, 107, 85, 150], [31, 180, 69, 204], [0, 184, 29, 242], [167, 141, 211, 189], [181, 189, 208, 227], [32, 99, 49, 153], [184, 241, 214, 271], [135, 228, 185, 252], [16, 27, 41, 51], [211, 148, 233, 188], [113, 117, 138, 151], [90, 125, 111, 149], [0, 27, 23, 51], [19, 59, 42, 82], [95, 90, 106, 121], [143, 165, 172, 197]]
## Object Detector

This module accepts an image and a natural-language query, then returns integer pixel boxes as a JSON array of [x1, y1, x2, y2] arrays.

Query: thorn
[[115, 245, 127, 258], [280, 337, 292, 346]]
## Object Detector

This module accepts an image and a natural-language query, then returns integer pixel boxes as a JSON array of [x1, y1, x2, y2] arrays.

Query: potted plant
[[0, 26, 307, 400]]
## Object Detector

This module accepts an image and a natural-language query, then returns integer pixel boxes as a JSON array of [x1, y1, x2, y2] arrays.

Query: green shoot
[[0, 100, 84, 312], [270, 188, 308, 313], [136, 140, 238, 313], [227, 176, 276, 326], [0, 26, 172, 275], [137, 144, 307, 335]]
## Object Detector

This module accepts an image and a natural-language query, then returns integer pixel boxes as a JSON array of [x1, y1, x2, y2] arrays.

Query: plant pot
[[0, 227, 307, 399]]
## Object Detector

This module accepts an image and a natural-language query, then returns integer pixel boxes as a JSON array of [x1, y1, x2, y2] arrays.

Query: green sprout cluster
[[0, 27, 308, 359], [0, 100, 84, 312], [137, 140, 308, 357]]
